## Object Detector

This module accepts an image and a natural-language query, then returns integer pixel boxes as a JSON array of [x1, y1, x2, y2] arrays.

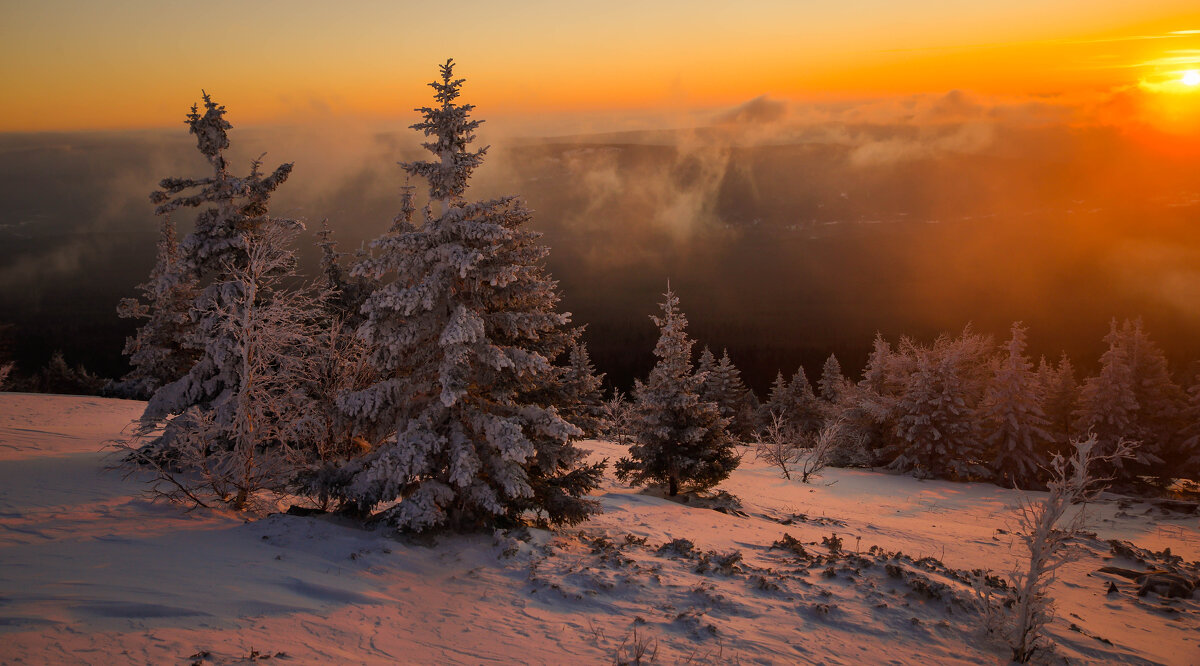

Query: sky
[[2, 1, 1200, 133]]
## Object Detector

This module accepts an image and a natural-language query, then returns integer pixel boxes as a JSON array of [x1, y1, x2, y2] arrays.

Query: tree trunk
[[668, 474, 678, 497]]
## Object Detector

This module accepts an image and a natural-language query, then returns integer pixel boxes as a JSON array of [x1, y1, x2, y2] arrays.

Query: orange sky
[[1, 1, 1199, 132]]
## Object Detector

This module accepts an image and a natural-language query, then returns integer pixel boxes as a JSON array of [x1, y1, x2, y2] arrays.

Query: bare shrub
[[753, 413, 801, 480], [612, 626, 658, 665], [755, 414, 844, 483]]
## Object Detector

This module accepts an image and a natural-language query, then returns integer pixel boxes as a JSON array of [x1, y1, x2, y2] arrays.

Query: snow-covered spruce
[[616, 288, 738, 496], [558, 338, 607, 438], [886, 327, 992, 480], [331, 60, 604, 531], [1035, 352, 1078, 453], [762, 365, 824, 437], [818, 352, 846, 403], [981, 322, 1053, 488], [1074, 318, 1185, 484], [697, 347, 758, 439]]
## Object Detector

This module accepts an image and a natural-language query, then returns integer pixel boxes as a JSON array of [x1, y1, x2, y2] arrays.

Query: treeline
[[667, 318, 1200, 488]]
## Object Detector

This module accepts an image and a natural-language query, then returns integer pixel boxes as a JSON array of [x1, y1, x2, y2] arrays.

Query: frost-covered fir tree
[[696, 347, 717, 386], [818, 353, 846, 403], [154, 93, 294, 283], [1075, 319, 1183, 483], [764, 371, 791, 420], [847, 333, 905, 459], [616, 288, 737, 496], [791, 366, 827, 433], [1178, 369, 1200, 480], [889, 329, 991, 479], [559, 338, 607, 437], [698, 348, 756, 439], [982, 323, 1053, 487], [1037, 353, 1078, 453], [762, 368, 819, 435], [137, 94, 298, 463], [313, 220, 374, 326], [112, 215, 197, 398], [332, 60, 604, 531]]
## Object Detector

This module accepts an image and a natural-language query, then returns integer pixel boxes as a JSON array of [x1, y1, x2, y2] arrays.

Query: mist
[[3, 90, 1200, 392]]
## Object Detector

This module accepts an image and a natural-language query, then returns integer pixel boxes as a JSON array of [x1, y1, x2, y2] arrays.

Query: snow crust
[[1, 394, 1197, 664]]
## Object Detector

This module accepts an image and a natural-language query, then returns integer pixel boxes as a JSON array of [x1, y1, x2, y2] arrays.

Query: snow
[[1, 393, 1198, 664]]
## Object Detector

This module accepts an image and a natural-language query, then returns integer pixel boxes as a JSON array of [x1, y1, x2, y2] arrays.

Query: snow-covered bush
[[799, 417, 844, 483], [600, 389, 634, 444], [21, 352, 107, 395], [616, 288, 738, 496]]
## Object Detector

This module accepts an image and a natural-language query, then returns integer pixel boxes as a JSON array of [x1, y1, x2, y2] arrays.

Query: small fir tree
[[1037, 353, 1078, 454], [559, 338, 607, 437], [698, 348, 755, 438], [818, 353, 846, 402], [616, 288, 738, 496], [1178, 368, 1200, 480]]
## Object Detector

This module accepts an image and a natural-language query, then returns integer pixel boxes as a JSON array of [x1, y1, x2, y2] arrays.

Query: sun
[[1183, 70, 1200, 86]]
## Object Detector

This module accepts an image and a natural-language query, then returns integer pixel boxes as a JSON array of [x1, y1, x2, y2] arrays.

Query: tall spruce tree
[[616, 288, 737, 496], [1178, 368, 1200, 480], [334, 60, 604, 531], [983, 323, 1053, 487]]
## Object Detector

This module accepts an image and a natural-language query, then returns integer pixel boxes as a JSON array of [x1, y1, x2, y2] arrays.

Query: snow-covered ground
[[1, 393, 1197, 664]]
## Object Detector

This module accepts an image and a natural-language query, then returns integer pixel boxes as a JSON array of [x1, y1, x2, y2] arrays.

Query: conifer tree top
[[187, 92, 232, 169], [401, 59, 489, 205]]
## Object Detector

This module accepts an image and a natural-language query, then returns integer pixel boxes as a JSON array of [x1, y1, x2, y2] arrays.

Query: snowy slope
[[0, 394, 1197, 665]]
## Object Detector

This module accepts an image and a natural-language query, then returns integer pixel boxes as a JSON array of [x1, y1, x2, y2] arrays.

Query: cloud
[[715, 95, 789, 125]]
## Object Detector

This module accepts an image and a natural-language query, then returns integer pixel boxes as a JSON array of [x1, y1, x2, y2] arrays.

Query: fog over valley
[[3, 92, 1200, 391]]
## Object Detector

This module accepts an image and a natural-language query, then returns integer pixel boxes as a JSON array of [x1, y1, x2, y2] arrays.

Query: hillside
[[1, 394, 1197, 664]]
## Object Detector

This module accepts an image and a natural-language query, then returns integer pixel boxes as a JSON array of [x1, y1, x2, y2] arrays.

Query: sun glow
[[1183, 70, 1200, 86]]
